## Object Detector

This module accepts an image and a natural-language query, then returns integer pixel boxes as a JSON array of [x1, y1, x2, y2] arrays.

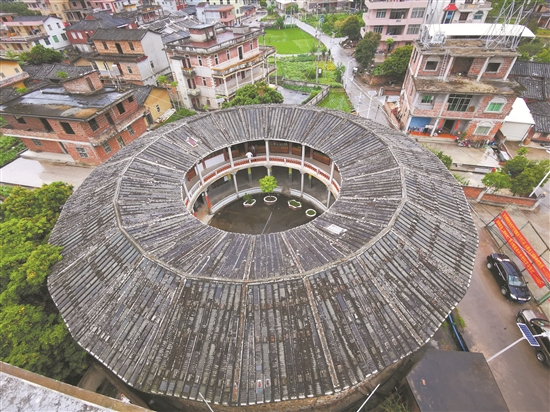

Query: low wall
[[462, 186, 538, 208], [277, 78, 330, 106]]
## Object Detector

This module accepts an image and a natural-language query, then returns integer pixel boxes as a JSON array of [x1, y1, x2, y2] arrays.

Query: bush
[[163, 107, 196, 124], [0, 136, 26, 167]]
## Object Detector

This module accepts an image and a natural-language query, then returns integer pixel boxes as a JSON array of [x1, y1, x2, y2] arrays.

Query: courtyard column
[[443, 56, 454, 80], [328, 161, 334, 187], [196, 165, 205, 186], [251, 67, 254, 83], [265, 140, 270, 162], [289, 167, 292, 183], [232, 173, 239, 195], [300, 172, 304, 196], [301, 144, 305, 169], [236, 73, 240, 88], [182, 181, 191, 208], [326, 189, 331, 208], [308, 173, 312, 188], [203, 189, 211, 213], [228, 145, 234, 169]]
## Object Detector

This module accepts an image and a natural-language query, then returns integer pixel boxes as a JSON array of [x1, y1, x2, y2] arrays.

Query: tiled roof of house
[[526, 101, 550, 133], [510, 60, 550, 78], [65, 12, 131, 31], [47, 106, 478, 409], [12, 15, 49, 22], [516, 77, 549, 100], [131, 85, 153, 106], [89, 28, 151, 42], [21, 63, 93, 81]]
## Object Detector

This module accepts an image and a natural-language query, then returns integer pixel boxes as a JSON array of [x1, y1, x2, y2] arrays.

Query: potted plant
[[259, 175, 278, 205], [306, 209, 317, 218], [288, 199, 302, 210], [243, 193, 256, 208]]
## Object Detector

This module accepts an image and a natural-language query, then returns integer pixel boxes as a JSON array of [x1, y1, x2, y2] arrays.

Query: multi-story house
[[88, 28, 171, 86], [157, 0, 187, 14], [19, 0, 50, 16], [1, 15, 71, 54], [165, 23, 276, 110], [113, 5, 166, 26], [363, 0, 492, 51], [301, 0, 348, 12], [399, 23, 534, 142], [0, 58, 29, 89], [0, 70, 147, 166], [65, 12, 135, 53], [196, 4, 236, 26], [189, 0, 248, 25], [62, 0, 95, 25]]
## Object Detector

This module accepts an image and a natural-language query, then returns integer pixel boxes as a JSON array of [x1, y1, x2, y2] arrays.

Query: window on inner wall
[[421, 95, 434, 104], [128, 96, 134, 103], [129, 42, 134, 51], [76, 147, 89, 158], [150, 60, 154, 68], [48, 24, 52, 30], [52, 35, 59, 43], [15, 116, 26, 124], [424, 60, 438, 71], [31, 139, 42, 146], [486, 102, 504, 112], [102, 140, 111, 153], [60, 122, 76, 134], [389, 9, 408, 19], [127, 66, 133, 74], [116, 102, 125, 114], [88, 118, 99, 131], [411, 8, 425, 19], [241, 71, 245, 79], [44, 38, 51, 45], [376, 10, 386, 18], [474, 11, 483, 20], [57, 22, 61, 28], [486, 62, 501, 72], [250, 40, 253, 50], [214, 54, 219, 65], [61, 33, 67, 41], [77, 32, 83, 39], [71, 32, 77, 39], [474, 125, 491, 135]]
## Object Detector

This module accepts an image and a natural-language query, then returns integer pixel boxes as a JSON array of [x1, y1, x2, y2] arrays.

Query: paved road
[[459, 204, 550, 412]]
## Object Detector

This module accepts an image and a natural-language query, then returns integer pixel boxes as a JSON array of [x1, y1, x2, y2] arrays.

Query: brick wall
[[94, 39, 144, 55], [474, 95, 515, 120], [20, 137, 65, 154], [62, 72, 104, 94], [462, 186, 537, 207], [464, 120, 502, 140], [480, 57, 515, 80]]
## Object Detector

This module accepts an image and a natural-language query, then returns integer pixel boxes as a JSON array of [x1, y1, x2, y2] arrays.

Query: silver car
[[517, 309, 550, 365]]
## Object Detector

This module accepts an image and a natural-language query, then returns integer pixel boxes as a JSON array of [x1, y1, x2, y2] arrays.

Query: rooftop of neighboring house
[[131, 85, 154, 106], [514, 77, 549, 100], [22, 63, 94, 82], [65, 12, 131, 31], [203, 5, 234, 12], [510, 61, 550, 78], [526, 101, 550, 133], [89, 28, 153, 42], [165, 24, 259, 49], [411, 76, 524, 95], [161, 30, 190, 45], [0, 85, 134, 121]]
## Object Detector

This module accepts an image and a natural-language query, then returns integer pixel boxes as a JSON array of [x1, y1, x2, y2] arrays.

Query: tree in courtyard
[[0, 182, 90, 383], [385, 38, 395, 56], [427, 147, 452, 170], [275, 15, 285, 29], [503, 155, 530, 178], [286, 3, 299, 13], [222, 82, 283, 108], [340, 16, 361, 41], [0, 1, 39, 16], [19, 44, 63, 65], [355, 32, 381, 69], [373, 45, 413, 78], [481, 170, 511, 193], [510, 159, 550, 197], [259, 175, 278, 195]]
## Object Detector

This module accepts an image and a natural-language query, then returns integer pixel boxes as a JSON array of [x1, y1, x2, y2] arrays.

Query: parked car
[[486, 254, 531, 302], [516, 309, 550, 365]]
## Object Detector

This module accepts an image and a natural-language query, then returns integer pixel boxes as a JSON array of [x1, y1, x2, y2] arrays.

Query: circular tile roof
[[48, 106, 478, 408]]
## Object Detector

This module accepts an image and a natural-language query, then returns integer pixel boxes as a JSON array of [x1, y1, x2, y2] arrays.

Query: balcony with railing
[[167, 29, 264, 56], [187, 88, 201, 96], [0, 71, 29, 87], [214, 64, 276, 97], [211, 46, 276, 77], [181, 68, 196, 77], [1, 32, 48, 43], [457, 1, 492, 10], [366, 0, 428, 10]]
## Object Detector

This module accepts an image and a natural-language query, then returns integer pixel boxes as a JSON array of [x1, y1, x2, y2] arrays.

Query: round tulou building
[[48, 105, 478, 411]]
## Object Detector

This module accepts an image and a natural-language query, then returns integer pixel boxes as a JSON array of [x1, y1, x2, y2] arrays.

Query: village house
[[165, 22, 276, 110], [0, 70, 147, 166], [196, 4, 237, 26], [0, 58, 29, 90], [1, 15, 70, 54]]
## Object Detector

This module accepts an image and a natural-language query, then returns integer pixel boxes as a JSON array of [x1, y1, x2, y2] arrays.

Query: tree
[[373, 45, 413, 77], [385, 38, 395, 56], [427, 148, 452, 169], [355, 32, 381, 69], [286, 3, 299, 13], [503, 155, 529, 178], [259, 175, 278, 194], [534, 48, 550, 63], [340, 17, 361, 41], [222, 82, 283, 108], [0, 1, 38, 15], [56, 71, 68, 79], [481, 170, 511, 193], [19, 44, 63, 65], [259, 0, 267, 7], [0, 183, 90, 383], [157, 75, 168, 85], [275, 15, 285, 29]]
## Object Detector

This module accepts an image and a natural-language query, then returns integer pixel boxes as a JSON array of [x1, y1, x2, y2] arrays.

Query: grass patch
[[452, 308, 466, 329], [163, 107, 196, 125], [0, 185, 15, 198], [317, 88, 353, 113], [0, 135, 26, 167], [536, 28, 550, 37], [275, 55, 339, 84], [263, 27, 317, 54]]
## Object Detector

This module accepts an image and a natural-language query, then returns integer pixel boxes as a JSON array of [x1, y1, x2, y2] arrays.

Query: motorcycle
[[457, 139, 471, 148]]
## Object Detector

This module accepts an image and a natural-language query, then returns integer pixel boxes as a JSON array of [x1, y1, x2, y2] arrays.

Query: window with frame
[[128, 96, 134, 103], [156, 104, 161, 112], [411, 8, 425, 19], [77, 32, 83, 39], [226, 50, 230, 60], [116, 102, 125, 114], [48, 24, 52, 30], [116, 136, 125, 147], [474, 125, 491, 135], [71, 32, 77, 39], [250, 40, 253, 50], [474, 11, 483, 20], [486, 102, 504, 112], [486, 62, 501, 72], [447, 94, 473, 112], [129, 42, 134, 51], [88, 118, 99, 131], [127, 65, 133, 74], [373, 26, 383, 34], [102, 140, 111, 153], [57, 22, 61, 28], [424, 60, 438, 71], [76, 147, 88, 158], [150, 60, 154, 68], [198, 56, 202, 66], [61, 33, 67, 41], [44, 38, 51, 45], [127, 125, 134, 135], [50, 34, 57, 42], [202, 77, 207, 86], [421, 95, 434, 104], [60, 122, 75, 134], [15, 116, 26, 124], [102, 41, 108, 49], [375, 10, 386, 18], [214, 54, 219, 64], [407, 24, 420, 35], [389, 9, 407, 19], [31, 139, 42, 146]]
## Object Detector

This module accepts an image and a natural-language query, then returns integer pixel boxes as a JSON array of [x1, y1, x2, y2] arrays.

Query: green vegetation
[[1, 135, 26, 167], [275, 55, 340, 85], [426, 147, 452, 170], [452, 308, 466, 329], [243, 193, 254, 204], [453, 173, 470, 186], [259, 175, 278, 194], [20, 44, 63, 65], [0, 186, 15, 198], [289, 199, 302, 207], [482, 155, 550, 196], [355, 32, 381, 69], [0, 183, 91, 384], [518, 38, 550, 62], [303, 13, 364, 37], [340, 16, 362, 41], [163, 107, 196, 124], [263, 27, 317, 54], [379, 393, 409, 412], [0, 1, 39, 15], [317, 88, 353, 113], [373, 45, 413, 77], [222, 82, 283, 108]]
